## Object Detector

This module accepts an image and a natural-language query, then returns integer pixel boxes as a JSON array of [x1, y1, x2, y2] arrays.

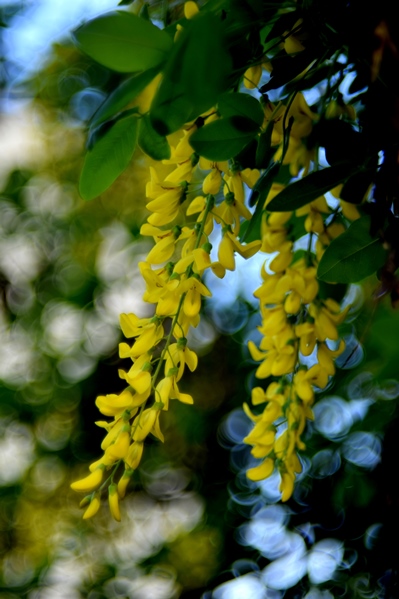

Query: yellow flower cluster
[[71, 119, 263, 520], [70, 0, 356, 515], [244, 186, 350, 501]]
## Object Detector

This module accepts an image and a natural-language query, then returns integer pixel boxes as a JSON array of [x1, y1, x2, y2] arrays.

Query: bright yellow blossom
[[83, 495, 101, 520], [71, 465, 105, 493], [108, 484, 121, 522], [184, 1, 199, 20], [117, 469, 134, 499]]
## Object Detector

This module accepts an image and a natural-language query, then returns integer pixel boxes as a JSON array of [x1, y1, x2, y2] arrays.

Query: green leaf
[[91, 67, 161, 127], [274, 164, 294, 186], [287, 212, 306, 241], [291, 249, 307, 264], [138, 2, 150, 18], [249, 161, 280, 207], [241, 162, 280, 242], [267, 163, 357, 212], [189, 117, 259, 161], [138, 114, 170, 160], [73, 11, 172, 72], [317, 280, 348, 302], [265, 10, 299, 42], [150, 12, 232, 135], [218, 92, 264, 127], [88, 108, 140, 150], [283, 61, 343, 94], [150, 77, 193, 137], [79, 113, 139, 200], [317, 216, 387, 283], [255, 119, 274, 168], [340, 168, 376, 204], [260, 49, 317, 92]]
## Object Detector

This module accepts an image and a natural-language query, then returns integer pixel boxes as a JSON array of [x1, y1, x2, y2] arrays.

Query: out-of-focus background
[[0, 2, 399, 598]]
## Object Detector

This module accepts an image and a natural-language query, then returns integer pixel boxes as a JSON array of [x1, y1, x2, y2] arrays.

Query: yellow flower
[[165, 160, 195, 184], [261, 218, 289, 253], [280, 471, 295, 502], [164, 340, 198, 381], [174, 248, 211, 275], [178, 276, 212, 317], [218, 233, 235, 270], [184, 1, 199, 19], [325, 99, 356, 121], [251, 383, 285, 407], [274, 136, 314, 177], [259, 305, 289, 336], [244, 424, 275, 450], [286, 451, 303, 476], [283, 19, 306, 55], [295, 321, 317, 356], [213, 195, 252, 235], [247, 457, 274, 481], [167, 130, 196, 164], [223, 169, 260, 204], [274, 429, 291, 458], [154, 376, 173, 410], [146, 179, 188, 226], [293, 365, 329, 403], [172, 311, 200, 339], [253, 271, 284, 304], [96, 389, 139, 417], [317, 340, 345, 375], [125, 441, 144, 469], [309, 302, 340, 342], [174, 23, 184, 42], [108, 484, 121, 522], [170, 377, 194, 405], [83, 495, 101, 520], [296, 196, 330, 234], [149, 409, 164, 442], [119, 316, 164, 358], [132, 408, 159, 442], [105, 424, 131, 460], [141, 223, 190, 265], [243, 64, 262, 89], [117, 355, 152, 396], [202, 168, 222, 195], [287, 401, 307, 439], [251, 443, 275, 459], [218, 231, 262, 271], [146, 236, 177, 265], [248, 327, 297, 378], [266, 261, 319, 311], [340, 200, 361, 221], [269, 241, 293, 272], [89, 454, 116, 472], [186, 195, 206, 216], [100, 418, 124, 450], [139, 262, 177, 304], [71, 465, 105, 493], [117, 468, 134, 498], [285, 93, 318, 140], [156, 287, 182, 317]]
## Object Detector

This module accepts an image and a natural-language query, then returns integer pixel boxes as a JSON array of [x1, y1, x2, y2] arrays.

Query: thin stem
[[99, 461, 121, 492]]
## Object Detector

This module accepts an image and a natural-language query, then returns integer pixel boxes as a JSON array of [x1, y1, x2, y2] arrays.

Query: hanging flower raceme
[[63, 0, 385, 547], [71, 114, 266, 521], [244, 187, 351, 502]]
